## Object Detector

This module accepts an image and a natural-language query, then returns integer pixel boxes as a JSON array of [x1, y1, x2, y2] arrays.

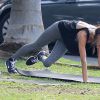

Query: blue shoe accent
[[26, 56, 38, 66], [5, 58, 17, 73], [26, 51, 48, 66]]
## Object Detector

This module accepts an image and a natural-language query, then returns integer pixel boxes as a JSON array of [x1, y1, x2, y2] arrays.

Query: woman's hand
[[77, 30, 88, 82]]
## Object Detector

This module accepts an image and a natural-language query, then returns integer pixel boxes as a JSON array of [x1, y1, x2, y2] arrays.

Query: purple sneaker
[[5, 58, 17, 73], [26, 51, 47, 66], [26, 56, 38, 66]]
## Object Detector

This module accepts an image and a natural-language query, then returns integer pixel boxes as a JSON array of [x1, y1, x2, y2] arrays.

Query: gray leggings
[[12, 21, 67, 67]]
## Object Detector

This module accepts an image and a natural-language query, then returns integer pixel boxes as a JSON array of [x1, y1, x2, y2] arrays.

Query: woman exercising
[[5, 20, 100, 82]]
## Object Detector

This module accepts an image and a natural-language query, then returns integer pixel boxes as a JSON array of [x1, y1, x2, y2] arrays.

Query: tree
[[1, 0, 49, 55]]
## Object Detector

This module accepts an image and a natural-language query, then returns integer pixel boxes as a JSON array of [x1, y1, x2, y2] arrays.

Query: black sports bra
[[58, 20, 90, 42]]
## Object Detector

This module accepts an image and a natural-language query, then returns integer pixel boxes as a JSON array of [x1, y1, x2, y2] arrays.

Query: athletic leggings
[[12, 21, 67, 67]]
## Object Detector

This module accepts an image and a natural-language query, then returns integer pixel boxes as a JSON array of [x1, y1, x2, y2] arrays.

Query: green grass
[[0, 58, 100, 100]]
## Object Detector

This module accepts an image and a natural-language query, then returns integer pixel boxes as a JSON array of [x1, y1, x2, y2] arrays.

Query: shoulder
[[77, 30, 87, 41], [76, 21, 96, 29], [78, 29, 87, 37], [77, 30, 87, 44]]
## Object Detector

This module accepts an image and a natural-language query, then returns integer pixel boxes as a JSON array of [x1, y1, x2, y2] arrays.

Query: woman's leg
[[40, 40, 67, 67], [11, 21, 62, 60]]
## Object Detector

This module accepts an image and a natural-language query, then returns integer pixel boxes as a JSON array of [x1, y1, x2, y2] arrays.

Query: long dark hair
[[95, 27, 100, 35], [91, 27, 100, 54]]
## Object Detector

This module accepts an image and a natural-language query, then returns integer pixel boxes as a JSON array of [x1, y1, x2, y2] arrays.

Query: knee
[[54, 21, 61, 25], [43, 60, 52, 67]]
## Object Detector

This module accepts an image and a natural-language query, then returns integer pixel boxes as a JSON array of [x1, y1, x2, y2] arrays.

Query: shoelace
[[31, 57, 38, 62], [10, 61, 16, 70]]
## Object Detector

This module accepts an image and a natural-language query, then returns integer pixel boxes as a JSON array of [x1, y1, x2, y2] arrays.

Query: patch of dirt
[[0, 42, 42, 59], [28, 86, 100, 95], [0, 42, 23, 53], [0, 50, 12, 59], [0, 42, 23, 59], [2, 82, 100, 95], [0, 74, 100, 95]]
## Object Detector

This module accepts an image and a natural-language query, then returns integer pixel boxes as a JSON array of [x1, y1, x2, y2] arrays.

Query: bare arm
[[97, 45, 100, 67], [77, 30, 88, 82], [96, 35, 100, 67]]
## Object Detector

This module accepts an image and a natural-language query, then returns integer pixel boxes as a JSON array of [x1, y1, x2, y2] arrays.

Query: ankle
[[9, 58, 15, 61]]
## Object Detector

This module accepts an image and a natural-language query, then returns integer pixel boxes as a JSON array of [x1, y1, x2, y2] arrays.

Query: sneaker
[[26, 56, 38, 66], [5, 58, 17, 73], [37, 51, 47, 61], [26, 51, 47, 66]]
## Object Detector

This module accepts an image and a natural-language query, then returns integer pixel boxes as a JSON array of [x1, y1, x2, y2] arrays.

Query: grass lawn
[[0, 58, 100, 100]]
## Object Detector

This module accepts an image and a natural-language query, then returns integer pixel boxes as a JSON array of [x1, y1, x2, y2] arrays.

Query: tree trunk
[[1, 0, 49, 55]]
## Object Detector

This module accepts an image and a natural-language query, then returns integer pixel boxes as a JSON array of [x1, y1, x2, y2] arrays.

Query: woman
[[5, 20, 100, 82]]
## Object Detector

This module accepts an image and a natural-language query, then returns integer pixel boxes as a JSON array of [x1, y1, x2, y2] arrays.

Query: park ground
[[0, 57, 100, 100]]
